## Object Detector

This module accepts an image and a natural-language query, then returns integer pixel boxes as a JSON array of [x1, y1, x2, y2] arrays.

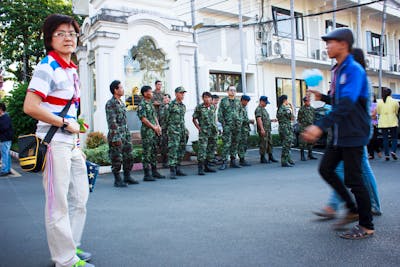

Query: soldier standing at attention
[[277, 94, 295, 167], [152, 80, 164, 113], [255, 96, 279, 164], [137, 85, 165, 181], [106, 80, 139, 187], [297, 96, 317, 161], [167, 87, 188, 179], [218, 85, 241, 170], [237, 95, 252, 166], [192, 92, 218, 175], [158, 94, 171, 168]]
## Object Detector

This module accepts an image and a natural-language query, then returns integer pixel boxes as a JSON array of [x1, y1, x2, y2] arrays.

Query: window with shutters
[[366, 31, 386, 56], [272, 6, 304, 40]]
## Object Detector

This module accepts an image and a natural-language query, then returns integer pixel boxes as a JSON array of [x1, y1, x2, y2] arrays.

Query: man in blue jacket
[[302, 28, 374, 239]]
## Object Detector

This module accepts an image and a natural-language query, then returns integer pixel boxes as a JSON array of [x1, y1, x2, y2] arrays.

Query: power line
[[199, 0, 385, 28]]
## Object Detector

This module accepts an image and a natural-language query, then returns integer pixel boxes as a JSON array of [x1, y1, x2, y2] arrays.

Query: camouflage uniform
[[277, 105, 294, 165], [237, 103, 251, 160], [158, 103, 169, 163], [218, 97, 241, 160], [167, 99, 186, 166], [105, 96, 133, 174], [137, 99, 158, 166], [255, 105, 273, 155], [152, 90, 164, 114], [297, 105, 315, 151], [193, 103, 217, 162]]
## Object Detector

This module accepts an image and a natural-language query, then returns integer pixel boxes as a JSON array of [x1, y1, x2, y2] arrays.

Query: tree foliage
[[0, 0, 81, 82], [3, 83, 37, 142]]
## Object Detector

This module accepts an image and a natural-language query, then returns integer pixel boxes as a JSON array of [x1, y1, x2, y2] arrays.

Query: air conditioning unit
[[272, 42, 282, 56], [311, 49, 328, 61], [312, 49, 321, 60], [365, 58, 370, 68]]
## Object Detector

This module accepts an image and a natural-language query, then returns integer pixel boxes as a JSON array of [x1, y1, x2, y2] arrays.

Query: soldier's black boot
[[143, 166, 156, 182], [151, 165, 166, 179], [260, 154, 269, 164], [308, 150, 317, 160], [239, 158, 251, 166], [123, 170, 139, 184], [300, 149, 306, 161], [161, 155, 169, 168], [198, 162, 205, 175], [113, 172, 127, 187], [205, 160, 217, 172], [170, 166, 177, 179], [176, 165, 187, 176], [269, 153, 279, 163], [219, 160, 227, 170], [230, 158, 241, 168]]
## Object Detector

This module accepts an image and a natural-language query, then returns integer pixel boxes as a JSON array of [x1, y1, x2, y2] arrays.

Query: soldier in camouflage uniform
[[218, 86, 241, 170], [237, 95, 252, 166], [137, 85, 165, 181], [297, 96, 317, 161], [152, 80, 164, 113], [255, 96, 279, 164], [192, 92, 218, 175], [167, 86, 188, 179], [277, 95, 295, 167], [158, 94, 171, 168], [106, 80, 139, 187]]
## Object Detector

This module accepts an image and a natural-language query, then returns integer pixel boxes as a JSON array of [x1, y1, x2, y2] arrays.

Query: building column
[[88, 31, 120, 134]]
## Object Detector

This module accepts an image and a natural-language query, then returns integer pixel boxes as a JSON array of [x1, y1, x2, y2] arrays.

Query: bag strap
[[42, 97, 74, 144]]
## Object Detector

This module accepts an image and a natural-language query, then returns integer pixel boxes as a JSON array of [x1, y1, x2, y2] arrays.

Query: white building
[[75, 0, 400, 142]]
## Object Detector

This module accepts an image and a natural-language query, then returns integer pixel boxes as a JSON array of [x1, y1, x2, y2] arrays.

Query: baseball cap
[[241, 95, 251, 101], [175, 86, 187, 93], [259, 96, 270, 104], [321, 28, 354, 47]]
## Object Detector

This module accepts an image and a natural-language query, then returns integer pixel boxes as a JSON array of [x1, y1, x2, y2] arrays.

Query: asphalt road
[[1, 148, 399, 267]]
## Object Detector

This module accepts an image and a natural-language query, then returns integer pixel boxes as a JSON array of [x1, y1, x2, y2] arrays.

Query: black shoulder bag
[[18, 98, 73, 172]]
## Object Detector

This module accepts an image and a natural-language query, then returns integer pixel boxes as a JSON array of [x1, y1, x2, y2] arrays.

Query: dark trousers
[[367, 126, 381, 156], [319, 145, 374, 230], [381, 127, 398, 156]]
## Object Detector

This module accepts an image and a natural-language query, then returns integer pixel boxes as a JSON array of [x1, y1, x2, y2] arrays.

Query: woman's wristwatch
[[61, 118, 69, 132]]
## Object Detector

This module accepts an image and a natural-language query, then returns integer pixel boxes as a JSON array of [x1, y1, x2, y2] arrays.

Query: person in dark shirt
[[0, 102, 13, 176]]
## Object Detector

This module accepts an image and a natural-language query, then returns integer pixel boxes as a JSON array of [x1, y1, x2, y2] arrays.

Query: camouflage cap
[[175, 86, 187, 93]]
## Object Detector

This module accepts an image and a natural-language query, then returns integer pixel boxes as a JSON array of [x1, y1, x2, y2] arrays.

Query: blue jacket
[[316, 54, 370, 147]]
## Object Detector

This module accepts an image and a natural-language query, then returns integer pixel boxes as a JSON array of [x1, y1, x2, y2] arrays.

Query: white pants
[[43, 141, 89, 267]]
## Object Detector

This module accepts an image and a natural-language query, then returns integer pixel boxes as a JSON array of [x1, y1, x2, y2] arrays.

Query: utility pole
[[357, 0, 361, 47], [290, 0, 296, 108], [239, 0, 247, 94], [191, 0, 200, 104], [379, 0, 387, 93]]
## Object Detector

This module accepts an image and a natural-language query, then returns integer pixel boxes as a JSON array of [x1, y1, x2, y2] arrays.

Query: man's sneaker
[[76, 248, 92, 262], [72, 259, 95, 267]]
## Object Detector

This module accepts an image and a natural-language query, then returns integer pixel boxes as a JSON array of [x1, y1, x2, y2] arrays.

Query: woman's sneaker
[[76, 248, 92, 262], [72, 259, 95, 267]]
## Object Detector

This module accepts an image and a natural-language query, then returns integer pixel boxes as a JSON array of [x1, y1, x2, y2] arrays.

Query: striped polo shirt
[[28, 51, 80, 144]]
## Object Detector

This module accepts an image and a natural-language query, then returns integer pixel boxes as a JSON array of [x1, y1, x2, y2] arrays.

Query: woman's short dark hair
[[109, 80, 121, 95], [43, 14, 80, 53]]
